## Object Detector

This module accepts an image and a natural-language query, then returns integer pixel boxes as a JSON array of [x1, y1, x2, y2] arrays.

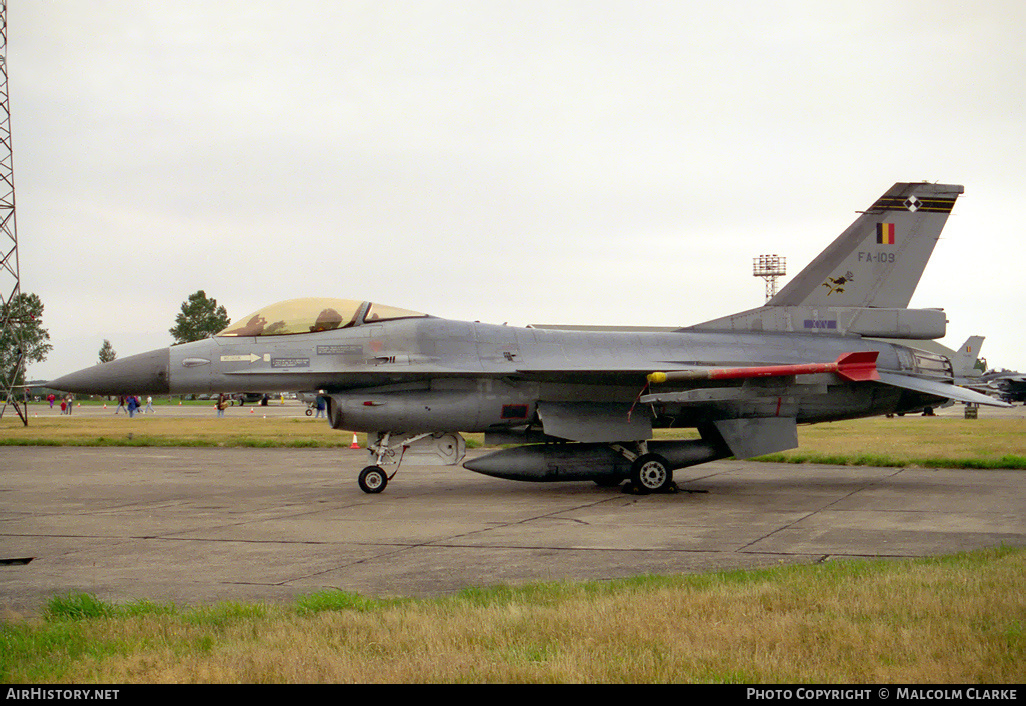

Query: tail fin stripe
[[870, 196, 957, 213]]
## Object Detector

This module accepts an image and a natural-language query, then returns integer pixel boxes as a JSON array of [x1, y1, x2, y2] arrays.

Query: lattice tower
[[0, 1, 27, 425], [753, 254, 786, 303]]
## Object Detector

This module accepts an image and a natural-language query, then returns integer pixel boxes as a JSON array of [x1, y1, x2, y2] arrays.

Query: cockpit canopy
[[217, 298, 428, 337]]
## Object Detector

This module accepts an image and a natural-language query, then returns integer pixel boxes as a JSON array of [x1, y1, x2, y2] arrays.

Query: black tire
[[358, 466, 388, 494], [305, 408, 313, 416], [630, 453, 672, 494]]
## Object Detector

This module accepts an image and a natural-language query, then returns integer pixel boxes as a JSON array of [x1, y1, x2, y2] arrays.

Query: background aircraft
[[977, 370, 1026, 405], [50, 182, 1005, 494]]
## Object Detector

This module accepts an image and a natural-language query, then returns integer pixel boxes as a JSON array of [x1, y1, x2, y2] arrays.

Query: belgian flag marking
[[876, 222, 895, 245]]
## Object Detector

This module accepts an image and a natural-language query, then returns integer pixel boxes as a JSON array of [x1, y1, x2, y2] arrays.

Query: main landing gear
[[609, 442, 676, 494], [630, 453, 674, 493]]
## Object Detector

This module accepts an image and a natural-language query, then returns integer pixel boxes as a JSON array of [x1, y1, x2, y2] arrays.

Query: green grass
[[3, 547, 1023, 683], [2, 413, 1023, 465], [0, 416, 489, 449], [757, 452, 1026, 469], [757, 417, 1026, 469], [293, 591, 397, 615]]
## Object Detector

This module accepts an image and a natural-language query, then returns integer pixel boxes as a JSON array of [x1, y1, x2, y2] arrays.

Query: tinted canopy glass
[[217, 298, 427, 337]]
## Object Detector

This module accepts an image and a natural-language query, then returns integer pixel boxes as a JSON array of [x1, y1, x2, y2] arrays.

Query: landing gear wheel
[[358, 466, 388, 494], [305, 408, 313, 416], [630, 453, 672, 494]]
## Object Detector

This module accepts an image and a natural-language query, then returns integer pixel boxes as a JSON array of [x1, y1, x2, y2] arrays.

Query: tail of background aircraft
[[692, 182, 964, 340], [952, 335, 985, 380]]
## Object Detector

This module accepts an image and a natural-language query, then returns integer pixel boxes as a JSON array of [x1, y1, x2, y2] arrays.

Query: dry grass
[[774, 417, 1026, 467], [0, 415, 356, 448], [5, 548, 1023, 683], [3, 414, 1026, 467]]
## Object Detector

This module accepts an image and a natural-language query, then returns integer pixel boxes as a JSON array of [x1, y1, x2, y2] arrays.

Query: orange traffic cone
[[349, 433, 360, 449]]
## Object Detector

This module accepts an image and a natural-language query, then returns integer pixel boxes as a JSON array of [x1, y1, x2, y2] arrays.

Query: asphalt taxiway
[[2, 445, 1024, 615]]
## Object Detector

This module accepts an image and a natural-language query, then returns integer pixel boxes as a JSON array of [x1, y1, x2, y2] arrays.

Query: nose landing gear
[[358, 465, 389, 493]]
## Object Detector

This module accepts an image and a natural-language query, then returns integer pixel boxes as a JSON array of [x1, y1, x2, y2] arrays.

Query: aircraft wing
[[877, 372, 1012, 407]]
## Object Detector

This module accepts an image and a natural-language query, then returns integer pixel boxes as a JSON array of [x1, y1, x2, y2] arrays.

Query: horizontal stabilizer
[[877, 372, 1010, 407]]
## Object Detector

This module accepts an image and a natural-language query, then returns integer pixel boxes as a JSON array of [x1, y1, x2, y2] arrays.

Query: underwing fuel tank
[[463, 439, 730, 483]]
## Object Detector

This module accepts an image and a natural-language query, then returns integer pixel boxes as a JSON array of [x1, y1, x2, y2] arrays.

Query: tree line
[[2, 290, 230, 385]]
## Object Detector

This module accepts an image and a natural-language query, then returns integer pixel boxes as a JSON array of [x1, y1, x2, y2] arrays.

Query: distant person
[[64, 394, 74, 415], [127, 395, 139, 418], [115, 396, 126, 415], [315, 395, 326, 418], [145, 396, 154, 414], [216, 393, 228, 418]]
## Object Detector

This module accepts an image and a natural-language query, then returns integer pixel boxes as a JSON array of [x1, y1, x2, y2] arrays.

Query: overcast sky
[[9, 1, 1025, 380]]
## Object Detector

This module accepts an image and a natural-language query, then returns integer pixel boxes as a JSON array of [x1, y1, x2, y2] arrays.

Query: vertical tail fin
[[952, 335, 985, 379], [769, 182, 963, 309], [691, 182, 963, 340]]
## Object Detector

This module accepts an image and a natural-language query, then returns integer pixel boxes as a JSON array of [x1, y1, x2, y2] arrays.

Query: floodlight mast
[[753, 254, 786, 303], [0, 1, 27, 425]]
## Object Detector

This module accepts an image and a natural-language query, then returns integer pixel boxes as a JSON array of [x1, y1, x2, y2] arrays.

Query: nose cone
[[49, 347, 171, 395]]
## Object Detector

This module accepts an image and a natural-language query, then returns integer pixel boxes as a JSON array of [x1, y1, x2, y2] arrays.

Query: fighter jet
[[50, 182, 1006, 494], [978, 370, 1026, 404]]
